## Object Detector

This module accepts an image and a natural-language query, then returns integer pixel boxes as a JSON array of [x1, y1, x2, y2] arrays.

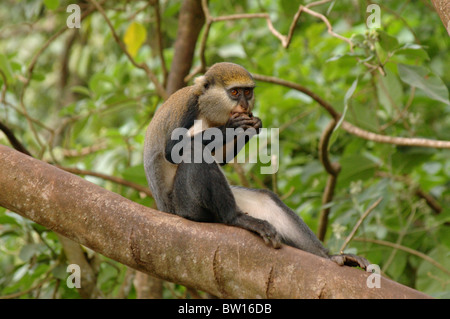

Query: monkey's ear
[[194, 75, 209, 93]]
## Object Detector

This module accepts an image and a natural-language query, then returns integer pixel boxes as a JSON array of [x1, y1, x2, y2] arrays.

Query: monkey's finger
[[228, 120, 257, 130], [330, 255, 345, 266], [262, 234, 281, 249], [330, 254, 370, 270], [270, 233, 282, 249], [231, 118, 258, 126], [346, 255, 370, 270], [252, 118, 262, 130], [255, 221, 281, 249], [230, 112, 250, 119], [264, 230, 281, 249], [355, 256, 371, 270], [261, 235, 271, 246]]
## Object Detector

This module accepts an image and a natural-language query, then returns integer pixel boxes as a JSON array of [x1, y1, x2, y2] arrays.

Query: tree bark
[[0, 145, 431, 299], [166, 0, 205, 95], [431, 0, 450, 35]]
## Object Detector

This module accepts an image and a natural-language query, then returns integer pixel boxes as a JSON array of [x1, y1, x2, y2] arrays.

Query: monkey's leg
[[231, 186, 370, 269], [172, 158, 281, 248]]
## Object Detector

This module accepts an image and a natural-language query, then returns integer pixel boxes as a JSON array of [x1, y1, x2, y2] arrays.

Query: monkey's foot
[[233, 213, 281, 249], [330, 253, 370, 270], [255, 220, 282, 249]]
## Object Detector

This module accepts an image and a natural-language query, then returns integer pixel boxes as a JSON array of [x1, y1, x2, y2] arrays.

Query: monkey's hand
[[330, 253, 370, 270], [227, 113, 262, 133]]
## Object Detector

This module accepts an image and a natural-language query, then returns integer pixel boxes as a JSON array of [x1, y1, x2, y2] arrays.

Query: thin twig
[[230, 162, 250, 188], [380, 87, 416, 131], [186, 0, 351, 82], [354, 237, 450, 276], [340, 197, 383, 253], [0, 264, 56, 299], [55, 165, 153, 197], [253, 73, 450, 149], [341, 121, 450, 149], [301, 6, 354, 51], [382, 203, 417, 272], [18, 1, 103, 159]]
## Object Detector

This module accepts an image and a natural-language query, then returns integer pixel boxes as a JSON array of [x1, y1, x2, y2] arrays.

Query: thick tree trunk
[[166, 0, 205, 94], [0, 145, 430, 299]]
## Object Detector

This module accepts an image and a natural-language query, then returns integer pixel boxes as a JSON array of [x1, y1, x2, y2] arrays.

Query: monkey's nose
[[232, 105, 248, 114]]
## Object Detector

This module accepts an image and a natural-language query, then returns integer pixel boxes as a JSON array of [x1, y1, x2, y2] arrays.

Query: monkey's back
[[143, 86, 197, 213]]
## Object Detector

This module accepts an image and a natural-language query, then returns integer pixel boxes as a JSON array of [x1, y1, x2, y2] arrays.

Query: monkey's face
[[195, 63, 256, 126], [196, 83, 255, 127], [227, 86, 255, 117]]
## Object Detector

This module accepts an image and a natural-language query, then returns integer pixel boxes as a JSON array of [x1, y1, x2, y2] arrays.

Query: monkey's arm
[[164, 114, 261, 165], [215, 113, 262, 165]]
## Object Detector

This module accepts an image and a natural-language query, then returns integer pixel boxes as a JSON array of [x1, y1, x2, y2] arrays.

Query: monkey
[[144, 62, 369, 269]]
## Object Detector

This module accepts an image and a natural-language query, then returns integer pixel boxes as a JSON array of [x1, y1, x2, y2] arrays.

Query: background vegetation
[[0, 0, 449, 298]]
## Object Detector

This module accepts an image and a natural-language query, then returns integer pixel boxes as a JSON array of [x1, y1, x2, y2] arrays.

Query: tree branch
[[186, 0, 350, 81], [253, 73, 450, 149], [55, 165, 152, 197], [0, 145, 430, 299]]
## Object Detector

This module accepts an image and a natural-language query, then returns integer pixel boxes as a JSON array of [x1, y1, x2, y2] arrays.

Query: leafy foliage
[[0, 0, 449, 298]]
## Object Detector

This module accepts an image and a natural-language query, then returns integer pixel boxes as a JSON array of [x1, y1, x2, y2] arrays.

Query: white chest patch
[[187, 118, 210, 137]]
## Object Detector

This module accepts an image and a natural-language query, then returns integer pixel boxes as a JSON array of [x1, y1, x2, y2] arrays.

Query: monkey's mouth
[[231, 111, 249, 115], [231, 105, 250, 117]]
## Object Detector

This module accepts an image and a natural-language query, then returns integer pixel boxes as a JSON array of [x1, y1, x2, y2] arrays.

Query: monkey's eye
[[229, 89, 239, 97], [244, 89, 252, 97]]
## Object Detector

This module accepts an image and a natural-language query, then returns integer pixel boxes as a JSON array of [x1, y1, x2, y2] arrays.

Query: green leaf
[[338, 154, 377, 186], [417, 245, 450, 297], [328, 78, 358, 150], [280, 0, 299, 14], [350, 34, 366, 47], [394, 43, 429, 60], [19, 244, 46, 262], [0, 213, 20, 226], [334, 78, 358, 134], [386, 251, 407, 280], [398, 64, 450, 105], [121, 165, 148, 186], [123, 22, 147, 58], [377, 69, 404, 116], [391, 147, 434, 174], [218, 44, 247, 59], [71, 85, 91, 97], [52, 264, 69, 280], [88, 73, 115, 96], [31, 72, 45, 82], [0, 53, 14, 84], [378, 30, 399, 52], [44, 0, 59, 10]]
